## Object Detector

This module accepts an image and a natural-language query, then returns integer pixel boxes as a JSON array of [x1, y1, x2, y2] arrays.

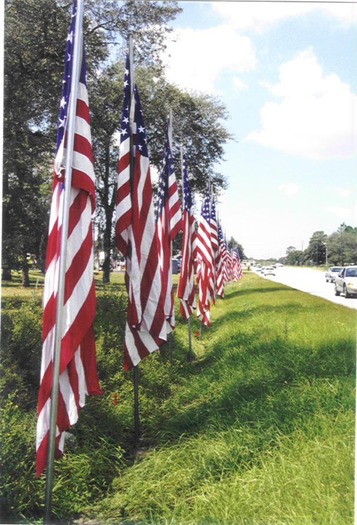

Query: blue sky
[[160, 1, 357, 259]]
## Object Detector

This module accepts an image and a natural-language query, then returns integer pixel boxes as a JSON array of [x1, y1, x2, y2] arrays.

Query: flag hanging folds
[[114, 54, 132, 257], [177, 155, 196, 319], [223, 234, 232, 284], [156, 118, 182, 329], [115, 58, 167, 370], [232, 246, 243, 281], [196, 191, 214, 327], [216, 224, 226, 298], [209, 199, 219, 303], [36, 0, 101, 478]]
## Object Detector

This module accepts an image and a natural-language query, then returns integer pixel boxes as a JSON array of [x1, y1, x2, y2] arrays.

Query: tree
[[305, 231, 328, 266], [228, 237, 246, 260], [327, 223, 357, 265], [285, 246, 304, 266], [90, 62, 234, 283], [3, 0, 181, 283]]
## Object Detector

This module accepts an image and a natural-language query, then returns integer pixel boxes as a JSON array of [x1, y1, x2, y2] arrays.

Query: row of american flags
[[36, 1, 243, 479]]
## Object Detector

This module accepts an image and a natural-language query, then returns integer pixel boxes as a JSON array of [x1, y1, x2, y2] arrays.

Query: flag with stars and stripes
[[36, 0, 101, 478], [177, 155, 196, 319], [195, 190, 214, 327], [232, 246, 243, 281], [224, 238, 233, 283], [209, 198, 219, 303], [216, 224, 227, 298], [156, 117, 182, 330], [115, 56, 168, 370], [115, 54, 132, 257]]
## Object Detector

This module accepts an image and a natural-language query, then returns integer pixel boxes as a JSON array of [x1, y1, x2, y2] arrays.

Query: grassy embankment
[[88, 272, 354, 525], [1, 270, 355, 524]]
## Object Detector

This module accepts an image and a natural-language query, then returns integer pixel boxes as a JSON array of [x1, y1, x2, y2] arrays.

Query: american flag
[[216, 224, 226, 298], [36, 0, 101, 478], [223, 235, 232, 284], [177, 155, 196, 319], [232, 246, 243, 281], [196, 191, 214, 327], [114, 54, 131, 257], [156, 118, 182, 329], [115, 58, 167, 370], [210, 198, 219, 303]]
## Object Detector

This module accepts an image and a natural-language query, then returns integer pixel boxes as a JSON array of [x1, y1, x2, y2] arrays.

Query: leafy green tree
[[3, 0, 181, 283], [305, 231, 328, 266], [227, 237, 246, 260], [285, 246, 304, 266], [90, 62, 233, 283], [327, 223, 357, 265]]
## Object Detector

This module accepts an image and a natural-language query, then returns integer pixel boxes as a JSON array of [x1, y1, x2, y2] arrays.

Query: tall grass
[[1, 272, 354, 523], [84, 274, 355, 525]]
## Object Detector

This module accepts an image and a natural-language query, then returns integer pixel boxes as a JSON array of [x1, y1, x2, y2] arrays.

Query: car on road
[[263, 266, 275, 276], [325, 266, 343, 283], [334, 266, 357, 297]]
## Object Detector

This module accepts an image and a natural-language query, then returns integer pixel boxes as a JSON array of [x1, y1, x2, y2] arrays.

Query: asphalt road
[[256, 266, 357, 311]]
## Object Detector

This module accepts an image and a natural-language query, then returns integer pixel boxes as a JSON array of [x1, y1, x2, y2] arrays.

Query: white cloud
[[246, 49, 357, 159], [210, 1, 357, 32], [162, 26, 257, 94], [278, 183, 299, 197]]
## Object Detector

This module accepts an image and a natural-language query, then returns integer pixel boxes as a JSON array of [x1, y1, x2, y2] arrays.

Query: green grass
[[1, 269, 128, 299], [1, 272, 354, 523], [81, 273, 355, 525]]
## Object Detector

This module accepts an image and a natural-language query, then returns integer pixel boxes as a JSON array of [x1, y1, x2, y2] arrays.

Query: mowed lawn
[[82, 272, 356, 525]]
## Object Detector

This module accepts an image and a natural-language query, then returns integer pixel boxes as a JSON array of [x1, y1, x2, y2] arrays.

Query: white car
[[334, 266, 357, 298], [325, 266, 343, 283], [263, 266, 275, 276]]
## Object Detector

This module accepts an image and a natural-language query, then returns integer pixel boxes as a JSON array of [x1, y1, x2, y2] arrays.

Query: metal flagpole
[[127, 35, 140, 448], [44, 1, 84, 522]]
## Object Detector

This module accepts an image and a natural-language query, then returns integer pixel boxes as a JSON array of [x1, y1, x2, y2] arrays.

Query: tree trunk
[[2, 264, 12, 281], [21, 255, 30, 288], [102, 214, 112, 284], [102, 255, 111, 284]]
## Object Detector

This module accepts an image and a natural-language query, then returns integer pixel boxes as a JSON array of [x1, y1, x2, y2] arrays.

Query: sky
[[160, 0, 357, 260]]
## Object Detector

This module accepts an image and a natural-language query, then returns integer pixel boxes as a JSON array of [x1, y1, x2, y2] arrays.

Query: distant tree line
[[284, 224, 357, 266], [3, 0, 234, 286]]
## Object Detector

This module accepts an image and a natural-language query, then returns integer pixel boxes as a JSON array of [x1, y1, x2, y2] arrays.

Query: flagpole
[[44, 1, 84, 522], [127, 34, 140, 448]]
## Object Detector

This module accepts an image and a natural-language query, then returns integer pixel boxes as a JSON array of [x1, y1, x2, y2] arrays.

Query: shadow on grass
[[151, 348, 354, 447], [209, 300, 328, 335], [224, 285, 291, 299], [141, 302, 355, 450]]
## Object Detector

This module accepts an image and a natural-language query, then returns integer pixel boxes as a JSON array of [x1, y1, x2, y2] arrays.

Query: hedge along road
[[258, 266, 357, 311]]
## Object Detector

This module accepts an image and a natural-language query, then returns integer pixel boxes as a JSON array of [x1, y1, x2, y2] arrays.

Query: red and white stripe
[[156, 145, 182, 330], [36, 61, 101, 478], [195, 194, 214, 327], [232, 249, 243, 281], [115, 84, 167, 370], [178, 164, 196, 319]]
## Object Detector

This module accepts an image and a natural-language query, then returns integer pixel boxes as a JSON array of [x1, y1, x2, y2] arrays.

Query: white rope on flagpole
[[44, 1, 84, 521]]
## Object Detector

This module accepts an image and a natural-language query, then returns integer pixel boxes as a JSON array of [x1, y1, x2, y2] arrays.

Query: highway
[[257, 266, 357, 311]]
